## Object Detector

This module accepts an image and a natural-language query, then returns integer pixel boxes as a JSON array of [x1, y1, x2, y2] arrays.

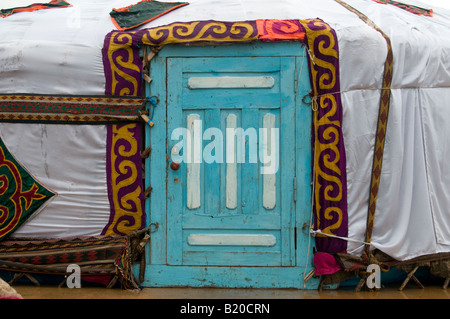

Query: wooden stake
[[140, 113, 154, 127]]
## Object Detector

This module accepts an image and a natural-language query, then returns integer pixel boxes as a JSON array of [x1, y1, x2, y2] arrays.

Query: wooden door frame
[[142, 42, 319, 289]]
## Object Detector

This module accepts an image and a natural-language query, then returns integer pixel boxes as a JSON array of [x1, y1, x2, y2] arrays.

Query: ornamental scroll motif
[[141, 20, 258, 45], [256, 19, 306, 41], [103, 123, 145, 236], [103, 31, 143, 96], [0, 136, 55, 241], [303, 19, 348, 254], [102, 18, 348, 252], [103, 20, 259, 96]]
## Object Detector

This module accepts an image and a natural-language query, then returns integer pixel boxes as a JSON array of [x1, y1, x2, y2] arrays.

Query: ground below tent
[[11, 283, 450, 299]]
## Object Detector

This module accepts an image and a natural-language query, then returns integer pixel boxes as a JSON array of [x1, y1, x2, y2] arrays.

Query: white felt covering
[[1, 0, 450, 260]]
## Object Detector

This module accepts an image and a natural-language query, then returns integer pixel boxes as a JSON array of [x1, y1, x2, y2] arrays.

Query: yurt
[[1, 0, 450, 290]]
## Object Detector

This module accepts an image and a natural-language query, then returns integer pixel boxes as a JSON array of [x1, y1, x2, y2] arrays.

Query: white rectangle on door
[[188, 76, 275, 89], [226, 114, 237, 210], [262, 113, 277, 209], [186, 113, 201, 209], [188, 234, 276, 246]]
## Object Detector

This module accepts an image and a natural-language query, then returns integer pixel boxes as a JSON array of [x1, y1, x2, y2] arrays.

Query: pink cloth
[[314, 252, 342, 275]]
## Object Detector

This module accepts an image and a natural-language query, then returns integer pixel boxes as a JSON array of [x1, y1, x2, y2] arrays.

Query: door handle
[[170, 145, 180, 171]]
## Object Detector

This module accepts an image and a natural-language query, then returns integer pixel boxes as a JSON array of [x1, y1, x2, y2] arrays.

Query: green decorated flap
[[110, 0, 189, 31], [0, 135, 56, 241], [0, 1, 71, 18]]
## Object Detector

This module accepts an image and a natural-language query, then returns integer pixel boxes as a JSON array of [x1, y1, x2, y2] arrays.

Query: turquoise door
[[145, 43, 316, 288]]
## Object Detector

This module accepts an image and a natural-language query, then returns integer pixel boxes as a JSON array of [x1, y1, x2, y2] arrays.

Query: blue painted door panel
[[145, 42, 317, 288], [167, 56, 294, 267]]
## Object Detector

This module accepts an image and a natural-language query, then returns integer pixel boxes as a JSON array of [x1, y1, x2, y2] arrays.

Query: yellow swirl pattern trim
[[102, 18, 349, 244], [103, 124, 143, 235], [303, 19, 344, 238], [106, 33, 141, 96], [141, 21, 258, 46], [104, 20, 259, 96]]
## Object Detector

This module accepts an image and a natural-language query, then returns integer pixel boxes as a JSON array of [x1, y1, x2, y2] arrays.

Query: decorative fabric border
[[103, 123, 146, 236], [335, 0, 394, 257], [102, 18, 348, 253], [256, 19, 306, 42], [0, 0, 71, 18], [0, 235, 126, 265], [0, 235, 139, 289], [103, 20, 260, 96], [0, 94, 146, 123], [303, 19, 348, 254], [103, 19, 311, 96], [372, 0, 433, 17], [0, 113, 135, 124], [0, 134, 56, 241]]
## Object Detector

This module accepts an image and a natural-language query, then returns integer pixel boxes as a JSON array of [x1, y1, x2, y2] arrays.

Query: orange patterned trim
[[256, 19, 305, 41]]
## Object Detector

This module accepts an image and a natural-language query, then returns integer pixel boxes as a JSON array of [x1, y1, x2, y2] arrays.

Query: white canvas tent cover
[[1, 0, 450, 262]]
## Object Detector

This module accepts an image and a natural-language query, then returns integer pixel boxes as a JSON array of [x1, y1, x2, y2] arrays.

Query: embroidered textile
[[102, 18, 348, 254], [256, 19, 305, 41], [0, 94, 146, 123], [0, 135, 55, 241], [0, 1, 71, 18], [0, 235, 137, 288], [303, 19, 348, 254], [103, 20, 259, 96], [103, 124, 146, 236], [372, 0, 433, 17], [102, 19, 309, 96], [0, 94, 147, 238], [110, 0, 189, 31]]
